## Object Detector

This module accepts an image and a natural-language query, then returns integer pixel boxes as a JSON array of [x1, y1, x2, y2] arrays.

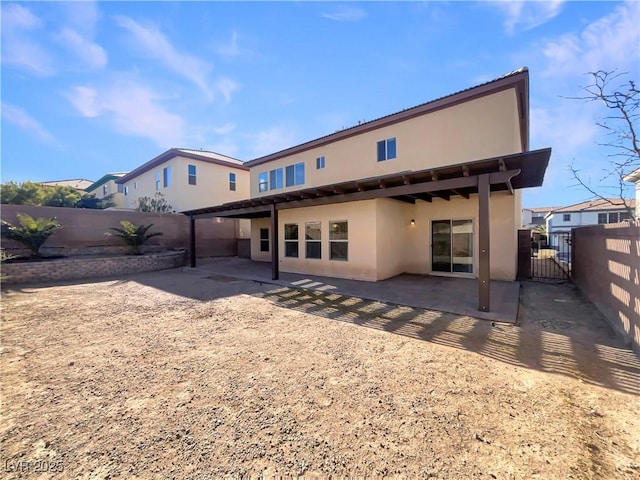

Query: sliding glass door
[[431, 219, 473, 273]]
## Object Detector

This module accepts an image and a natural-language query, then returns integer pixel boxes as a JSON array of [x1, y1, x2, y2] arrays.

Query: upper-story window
[[188, 165, 196, 185], [163, 166, 172, 187], [102, 185, 108, 196], [286, 162, 305, 187], [117, 184, 124, 193], [600, 212, 630, 224], [258, 172, 268, 192], [563, 214, 571, 222], [133, 181, 138, 189], [229, 172, 236, 191], [155, 171, 161, 190], [598, 213, 607, 224], [377, 137, 397, 162], [316, 156, 326, 169], [270, 168, 283, 190], [124, 186, 129, 195]]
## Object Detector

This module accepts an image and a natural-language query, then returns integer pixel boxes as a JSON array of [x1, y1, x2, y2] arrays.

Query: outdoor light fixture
[[410, 219, 416, 226]]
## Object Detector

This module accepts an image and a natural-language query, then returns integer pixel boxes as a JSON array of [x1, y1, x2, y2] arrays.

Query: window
[[163, 166, 171, 187], [258, 172, 268, 192], [329, 221, 348, 261], [284, 224, 299, 258], [134, 181, 138, 189], [316, 156, 326, 169], [229, 172, 236, 191], [260, 228, 269, 252], [563, 214, 571, 222], [124, 186, 129, 196], [598, 213, 607, 224], [620, 211, 630, 222], [305, 222, 321, 259], [102, 185, 108, 196], [155, 171, 161, 190], [608, 212, 619, 223], [377, 137, 397, 162], [269, 168, 283, 190], [188, 165, 197, 185], [285, 162, 305, 187], [117, 184, 124, 193]]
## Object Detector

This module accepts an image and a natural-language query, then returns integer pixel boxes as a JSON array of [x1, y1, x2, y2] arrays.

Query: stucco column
[[189, 216, 196, 268], [478, 174, 491, 312], [270, 204, 279, 280]]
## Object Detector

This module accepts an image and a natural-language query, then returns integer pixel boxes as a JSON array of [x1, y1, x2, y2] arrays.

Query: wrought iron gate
[[517, 229, 571, 280]]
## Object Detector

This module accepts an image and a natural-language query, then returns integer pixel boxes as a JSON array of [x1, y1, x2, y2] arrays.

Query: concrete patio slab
[[187, 257, 520, 323]]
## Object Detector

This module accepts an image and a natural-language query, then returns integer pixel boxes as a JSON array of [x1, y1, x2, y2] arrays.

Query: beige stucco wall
[[249, 88, 522, 197], [251, 191, 519, 282], [122, 156, 249, 212], [88, 179, 125, 207]]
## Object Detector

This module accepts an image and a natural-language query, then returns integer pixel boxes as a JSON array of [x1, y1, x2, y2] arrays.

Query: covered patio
[[187, 257, 521, 324], [183, 148, 550, 318]]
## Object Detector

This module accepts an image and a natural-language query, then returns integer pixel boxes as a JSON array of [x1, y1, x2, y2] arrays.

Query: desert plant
[[136, 192, 175, 213], [107, 221, 163, 255], [0, 213, 62, 258]]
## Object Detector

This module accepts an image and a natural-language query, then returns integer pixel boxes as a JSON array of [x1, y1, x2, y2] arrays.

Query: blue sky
[[1, 1, 638, 208]]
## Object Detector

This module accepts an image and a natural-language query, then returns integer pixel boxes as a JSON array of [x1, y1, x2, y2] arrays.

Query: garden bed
[[1, 249, 187, 285]]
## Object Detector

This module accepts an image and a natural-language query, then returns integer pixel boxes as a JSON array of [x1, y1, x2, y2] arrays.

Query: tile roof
[[550, 198, 635, 213], [39, 179, 94, 190], [524, 206, 562, 213], [175, 149, 244, 166]]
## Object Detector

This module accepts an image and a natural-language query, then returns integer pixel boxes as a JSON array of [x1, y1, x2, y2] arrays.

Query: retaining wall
[[1, 250, 187, 285], [572, 221, 640, 355]]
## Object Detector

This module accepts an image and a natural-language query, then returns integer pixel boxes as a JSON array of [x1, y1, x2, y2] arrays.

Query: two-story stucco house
[[116, 148, 249, 213], [545, 198, 635, 248], [184, 67, 552, 312], [85, 172, 128, 208], [624, 168, 640, 219]]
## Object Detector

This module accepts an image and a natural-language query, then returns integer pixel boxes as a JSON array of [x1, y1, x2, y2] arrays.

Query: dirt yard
[[1, 268, 639, 479]]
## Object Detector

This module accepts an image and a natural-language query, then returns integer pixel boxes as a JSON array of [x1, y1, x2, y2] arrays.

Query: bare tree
[[568, 70, 638, 218]]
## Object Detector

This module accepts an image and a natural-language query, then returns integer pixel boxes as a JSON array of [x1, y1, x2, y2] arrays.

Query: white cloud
[[56, 28, 107, 70], [59, 1, 99, 36], [542, 1, 640, 77], [490, 0, 564, 35], [114, 15, 214, 99], [531, 106, 599, 155], [246, 127, 296, 158], [212, 123, 236, 135], [322, 6, 367, 22], [2, 3, 41, 29], [215, 77, 239, 104], [1, 4, 54, 76], [1, 102, 54, 143], [216, 31, 242, 57], [65, 81, 186, 147]]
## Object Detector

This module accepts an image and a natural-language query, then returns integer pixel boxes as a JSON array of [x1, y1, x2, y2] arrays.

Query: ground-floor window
[[305, 222, 321, 259], [260, 228, 269, 252], [329, 221, 348, 261], [284, 224, 299, 257], [432, 219, 473, 273]]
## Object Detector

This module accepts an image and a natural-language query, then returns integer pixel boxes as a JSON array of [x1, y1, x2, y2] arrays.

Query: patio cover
[[183, 147, 552, 314]]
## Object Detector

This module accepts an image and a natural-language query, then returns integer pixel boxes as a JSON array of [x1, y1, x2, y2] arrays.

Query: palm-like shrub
[[107, 221, 163, 255], [1, 213, 62, 258]]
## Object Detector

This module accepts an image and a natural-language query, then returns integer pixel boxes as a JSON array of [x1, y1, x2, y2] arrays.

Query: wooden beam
[[478, 173, 491, 312], [278, 170, 520, 210], [433, 192, 450, 201], [390, 195, 416, 204], [270, 204, 279, 280], [411, 193, 433, 203], [452, 189, 470, 199], [189, 216, 196, 268]]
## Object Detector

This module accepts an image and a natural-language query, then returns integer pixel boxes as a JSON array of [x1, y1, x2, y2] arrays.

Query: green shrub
[[107, 221, 163, 255], [1, 213, 62, 258]]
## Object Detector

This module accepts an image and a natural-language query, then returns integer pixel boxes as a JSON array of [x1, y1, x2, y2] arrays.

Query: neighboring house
[[545, 198, 635, 248], [85, 172, 128, 208], [623, 168, 640, 219], [39, 178, 94, 190], [185, 65, 552, 312], [116, 148, 250, 213], [522, 206, 559, 229]]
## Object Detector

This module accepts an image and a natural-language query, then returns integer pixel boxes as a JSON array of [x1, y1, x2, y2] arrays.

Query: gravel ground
[[1, 269, 639, 479]]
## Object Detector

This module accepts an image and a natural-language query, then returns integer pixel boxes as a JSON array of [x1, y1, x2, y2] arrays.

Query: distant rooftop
[[549, 198, 635, 214], [39, 179, 94, 190]]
